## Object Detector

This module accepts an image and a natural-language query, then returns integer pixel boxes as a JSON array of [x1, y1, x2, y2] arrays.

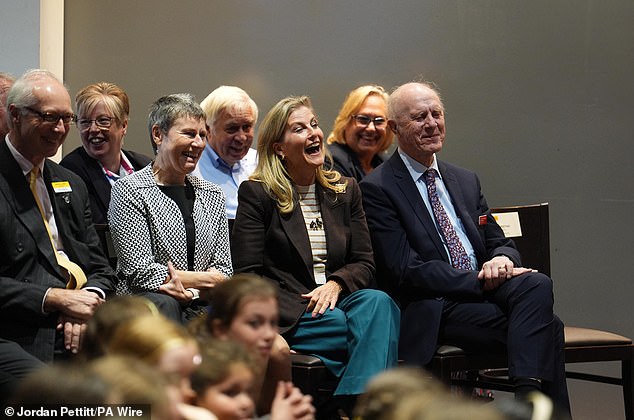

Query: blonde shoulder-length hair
[[251, 95, 345, 215], [326, 85, 393, 153]]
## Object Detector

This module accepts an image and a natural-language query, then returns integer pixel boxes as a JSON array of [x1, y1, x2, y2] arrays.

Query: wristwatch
[[185, 288, 200, 300]]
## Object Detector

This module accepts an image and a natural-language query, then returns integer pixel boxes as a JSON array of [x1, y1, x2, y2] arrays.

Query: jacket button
[[16, 242, 24, 252]]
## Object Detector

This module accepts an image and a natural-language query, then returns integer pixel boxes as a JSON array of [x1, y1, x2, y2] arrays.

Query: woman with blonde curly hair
[[231, 95, 400, 415], [326, 85, 393, 181]]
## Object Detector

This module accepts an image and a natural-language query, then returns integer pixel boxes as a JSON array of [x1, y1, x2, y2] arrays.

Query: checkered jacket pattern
[[108, 164, 232, 294]]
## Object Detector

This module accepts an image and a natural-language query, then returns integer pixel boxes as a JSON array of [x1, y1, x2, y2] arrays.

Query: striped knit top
[[296, 184, 327, 284]]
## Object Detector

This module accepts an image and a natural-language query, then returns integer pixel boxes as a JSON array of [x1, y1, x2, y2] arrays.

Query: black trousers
[[0, 338, 44, 404], [439, 271, 570, 413]]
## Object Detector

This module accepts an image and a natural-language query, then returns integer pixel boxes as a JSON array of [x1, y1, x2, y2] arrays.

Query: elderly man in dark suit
[[0, 70, 116, 393], [360, 82, 570, 413]]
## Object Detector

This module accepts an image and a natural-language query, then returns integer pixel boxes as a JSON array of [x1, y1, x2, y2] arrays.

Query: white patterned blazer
[[108, 164, 232, 295]]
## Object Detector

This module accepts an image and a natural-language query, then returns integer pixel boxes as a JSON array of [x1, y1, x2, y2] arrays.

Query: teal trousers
[[285, 289, 400, 395]]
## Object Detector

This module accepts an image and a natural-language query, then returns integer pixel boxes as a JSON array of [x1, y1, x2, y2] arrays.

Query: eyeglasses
[[24, 107, 76, 125], [352, 114, 387, 128], [77, 116, 116, 131]]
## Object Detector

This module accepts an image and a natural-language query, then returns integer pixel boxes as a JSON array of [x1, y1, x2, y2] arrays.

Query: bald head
[[387, 82, 446, 167], [7, 69, 73, 165], [388, 82, 443, 121]]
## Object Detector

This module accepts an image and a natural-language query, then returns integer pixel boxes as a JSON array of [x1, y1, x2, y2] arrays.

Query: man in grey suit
[[0, 70, 115, 395], [360, 82, 570, 414]]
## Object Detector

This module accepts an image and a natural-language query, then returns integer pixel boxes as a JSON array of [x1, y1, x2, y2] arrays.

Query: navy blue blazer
[[327, 142, 385, 182], [360, 151, 519, 365], [0, 140, 116, 362]]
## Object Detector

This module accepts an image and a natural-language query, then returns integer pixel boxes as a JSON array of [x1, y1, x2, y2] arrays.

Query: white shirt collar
[[5, 136, 44, 176], [397, 148, 440, 183]]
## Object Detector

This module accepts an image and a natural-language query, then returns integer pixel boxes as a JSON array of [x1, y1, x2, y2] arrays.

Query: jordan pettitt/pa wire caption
[[3, 404, 151, 418]]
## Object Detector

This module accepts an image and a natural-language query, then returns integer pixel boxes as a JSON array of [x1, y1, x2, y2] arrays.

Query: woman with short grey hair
[[108, 93, 232, 322]]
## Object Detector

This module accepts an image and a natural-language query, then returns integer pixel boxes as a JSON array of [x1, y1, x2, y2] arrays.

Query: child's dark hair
[[207, 273, 277, 330], [187, 274, 277, 339], [190, 338, 257, 393]]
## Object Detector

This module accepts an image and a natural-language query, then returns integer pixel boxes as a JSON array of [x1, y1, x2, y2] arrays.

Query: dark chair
[[290, 353, 334, 398], [430, 203, 633, 420]]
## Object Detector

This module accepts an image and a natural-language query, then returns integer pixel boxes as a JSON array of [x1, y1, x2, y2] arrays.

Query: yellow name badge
[[52, 181, 72, 193]]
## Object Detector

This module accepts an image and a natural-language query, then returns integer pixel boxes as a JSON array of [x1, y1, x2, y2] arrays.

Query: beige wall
[[40, 0, 65, 162], [0, 0, 65, 160], [0, 0, 40, 74], [60, 2, 634, 418]]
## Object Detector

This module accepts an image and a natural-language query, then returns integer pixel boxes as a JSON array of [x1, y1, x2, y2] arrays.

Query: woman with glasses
[[108, 94, 231, 323], [60, 82, 151, 224], [326, 85, 393, 181]]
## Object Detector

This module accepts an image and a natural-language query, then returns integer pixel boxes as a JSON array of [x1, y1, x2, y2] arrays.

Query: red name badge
[[479, 215, 488, 226]]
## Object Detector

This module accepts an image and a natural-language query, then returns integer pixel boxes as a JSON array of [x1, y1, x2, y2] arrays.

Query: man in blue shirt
[[194, 86, 258, 220]]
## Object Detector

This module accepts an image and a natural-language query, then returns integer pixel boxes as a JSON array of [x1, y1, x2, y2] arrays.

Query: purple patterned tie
[[423, 169, 472, 270]]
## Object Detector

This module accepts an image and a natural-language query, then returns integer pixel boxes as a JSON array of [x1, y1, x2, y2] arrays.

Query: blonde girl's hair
[[83, 295, 158, 359], [107, 314, 195, 365]]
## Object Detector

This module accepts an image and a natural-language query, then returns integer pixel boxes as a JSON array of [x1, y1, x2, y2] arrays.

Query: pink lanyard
[[103, 156, 134, 182]]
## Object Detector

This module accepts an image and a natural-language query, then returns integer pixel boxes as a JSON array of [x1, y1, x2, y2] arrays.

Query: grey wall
[[64, 1, 633, 418], [0, 0, 40, 75]]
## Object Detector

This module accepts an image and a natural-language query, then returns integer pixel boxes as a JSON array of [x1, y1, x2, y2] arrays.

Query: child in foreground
[[192, 339, 314, 420], [190, 274, 310, 416]]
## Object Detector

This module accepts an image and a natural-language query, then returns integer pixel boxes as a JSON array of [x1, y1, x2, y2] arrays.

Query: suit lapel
[[44, 162, 75, 256], [388, 153, 447, 260], [89, 154, 112, 213], [279, 191, 314, 282], [79, 147, 111, 214], [0, 142, 62, 275]]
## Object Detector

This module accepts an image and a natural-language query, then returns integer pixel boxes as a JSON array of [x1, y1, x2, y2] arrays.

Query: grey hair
[[5, 69, 66, 130], [1, 73, 15, 136], [200, 85, 258, 128], [0, 72, 16, 95], [1, 72, 15, 110], [147, 93, 206, 154]]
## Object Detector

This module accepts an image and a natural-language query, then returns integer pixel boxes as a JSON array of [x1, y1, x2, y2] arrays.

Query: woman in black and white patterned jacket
[[108, 93, 232, 322]]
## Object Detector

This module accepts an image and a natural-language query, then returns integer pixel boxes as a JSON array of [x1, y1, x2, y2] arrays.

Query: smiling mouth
[[229, 144, 246, 153], [420, 133, 442, 140], [183, 151, 200, 160], [305, 143, 321, 155], [89, 137, 106, 145], [359, 135, 378, 144]]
